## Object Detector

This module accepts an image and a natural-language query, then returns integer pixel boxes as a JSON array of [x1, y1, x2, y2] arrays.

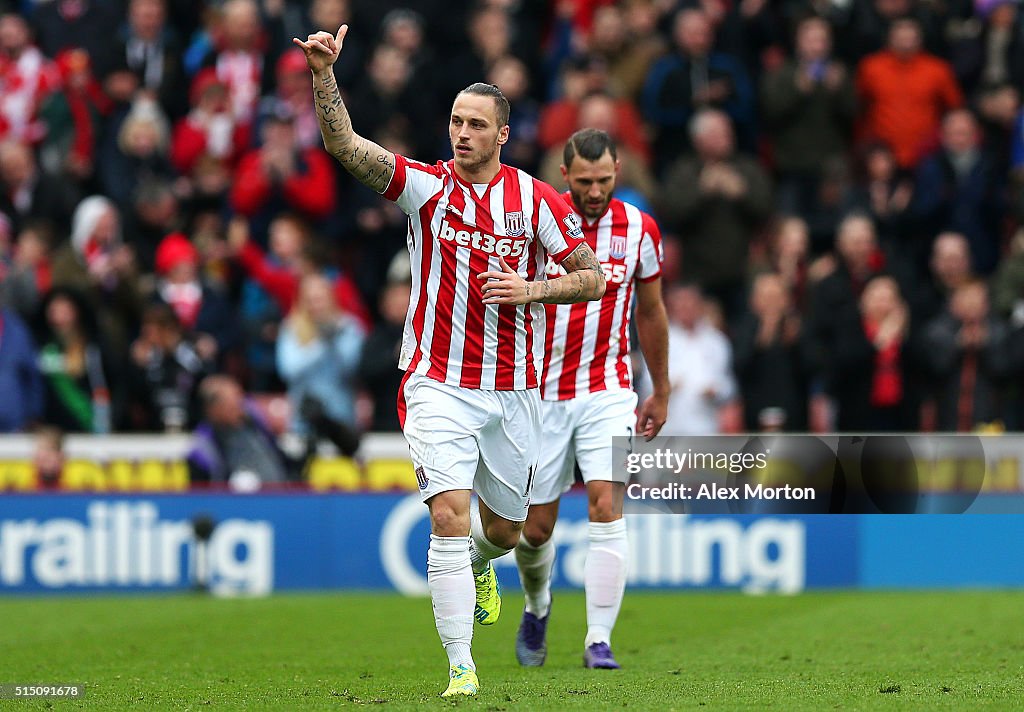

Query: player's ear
[[497, 124, 510, 145], [560, 164, 569, 183], [615, 159, 622, 176]]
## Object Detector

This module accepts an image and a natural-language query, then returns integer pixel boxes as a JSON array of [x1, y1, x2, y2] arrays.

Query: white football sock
[[427, 534, 475, 670], [515, 536, 554, 618], [584, 518, 628, 648], [469, 505, 512, 574]]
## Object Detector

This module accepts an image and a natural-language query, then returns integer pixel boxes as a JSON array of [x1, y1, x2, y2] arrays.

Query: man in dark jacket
[[911, 109, 1005, 274], [921, 281, 1014, 431], [187, 375, 293, 487], [659, 108, 771, 321], [761, 16, 856, 218]]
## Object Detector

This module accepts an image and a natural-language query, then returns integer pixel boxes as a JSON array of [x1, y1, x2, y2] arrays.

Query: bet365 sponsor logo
[[440, 218, 527, 257]]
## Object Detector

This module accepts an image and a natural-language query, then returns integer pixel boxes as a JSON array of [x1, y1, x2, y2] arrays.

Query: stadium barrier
[[1, 491, 1023, 596], [0, 433, 420, 491]]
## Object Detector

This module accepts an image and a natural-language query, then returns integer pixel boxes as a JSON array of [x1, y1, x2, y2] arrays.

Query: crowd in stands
[[2, 0, 1024, 462]]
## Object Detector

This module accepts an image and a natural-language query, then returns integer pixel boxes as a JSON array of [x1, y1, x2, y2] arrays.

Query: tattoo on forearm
[[533, 245, 605, 304], [312, 69, 395, 193]]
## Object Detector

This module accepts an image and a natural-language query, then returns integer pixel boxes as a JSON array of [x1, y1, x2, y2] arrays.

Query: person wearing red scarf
[[152, 232, 238, 365], [832, 275, 917, 431]]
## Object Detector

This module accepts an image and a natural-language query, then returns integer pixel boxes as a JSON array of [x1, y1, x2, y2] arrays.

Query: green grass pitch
[[2, 590, 1023, 710]]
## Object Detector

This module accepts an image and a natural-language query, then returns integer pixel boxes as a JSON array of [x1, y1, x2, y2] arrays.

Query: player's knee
[[523, 518, 555, 547], [588, 492, 619, 522], [429, 502, 469, 537], [486, 519, 522, 550]]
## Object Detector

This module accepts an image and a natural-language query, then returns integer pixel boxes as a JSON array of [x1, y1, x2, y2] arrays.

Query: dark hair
[[142, 302, 181, 331], [458, 82, 510, 127], [563, 128, 618, 169]]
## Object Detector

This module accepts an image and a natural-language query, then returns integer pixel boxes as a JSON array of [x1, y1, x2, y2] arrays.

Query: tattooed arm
[[527, 243, 605, 304], [478, 243, 605, 305], [293, 25, 395, 193]]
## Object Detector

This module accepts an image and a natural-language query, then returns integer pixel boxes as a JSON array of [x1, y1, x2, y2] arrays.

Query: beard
[[453, 141, 498, 171], [572, 191, 610, 220]]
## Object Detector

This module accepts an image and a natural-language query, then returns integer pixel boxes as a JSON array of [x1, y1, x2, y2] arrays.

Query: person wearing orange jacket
[[856, 17, 963, 169]]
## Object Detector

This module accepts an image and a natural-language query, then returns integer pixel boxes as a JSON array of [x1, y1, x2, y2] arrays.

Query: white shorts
[[531, 389, 638, 505], [400, 372, 541, 522]]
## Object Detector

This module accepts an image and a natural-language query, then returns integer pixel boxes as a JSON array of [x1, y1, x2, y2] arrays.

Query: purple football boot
[[515, 607, 549, 667], [583, 642, 621, 669]]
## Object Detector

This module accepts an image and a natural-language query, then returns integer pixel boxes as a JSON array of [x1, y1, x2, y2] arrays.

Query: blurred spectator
[[807, 213, 890, 388], [188, 374, 293, 487], [0, 138, 78, 234], [99, 0, 187, 119], [51, 195, 141, 353], [359, 274, 409, 432], [761, 16, 855, 219], [909, 232, 976, 323], [97, 97, 174, 217], [992, 228, 1024, 326], [347, 44, 438, 160], [128, 302, 210, 432], [1, 219, 52, 320], [839, 0, 945, 64], [0, 297, 42, 431], [32, 425, 65, 489], [642, 8, 755, 162], [150, 232, 238, 366], [660, 109, 772, 320], [487, 55, 540, 173], [36, 287, 122, 433], [760, 215, 812, 312], [911, 108, 1005, 275], [171, 68, 250, 198], [948, 0, 1024, 93], [856, 18, 963, 169], [588, 1, 667, 101], [230, 100, 337, 243], [801, 155, 854, 251], [276, 273, 363, 454], [270, 49, 322, 150], [0, 12, 58, 143], [37, 48, 112, 187], [539, 92, 657, 208], [380, 8, 436, 94], [539, 55, 651, 164], [842, 140, 914, 254], [443, 5, 512, 103], [733, 273, 814, 431], [304, 0, 363, 88], [977, 82, 1020, 171], [30, 0, 117, 70], [832, 275, 915, 431], [662, 283, 736, 435], [196, 0, 271, 126], [228, 215, 371, 329], [123, 179, 181, 273], [922, 281, 1014, 431]]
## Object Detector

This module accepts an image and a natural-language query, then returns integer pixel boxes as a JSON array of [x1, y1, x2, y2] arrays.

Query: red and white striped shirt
[[541, 196, 663, 401], [384, 155, 583, 390]]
